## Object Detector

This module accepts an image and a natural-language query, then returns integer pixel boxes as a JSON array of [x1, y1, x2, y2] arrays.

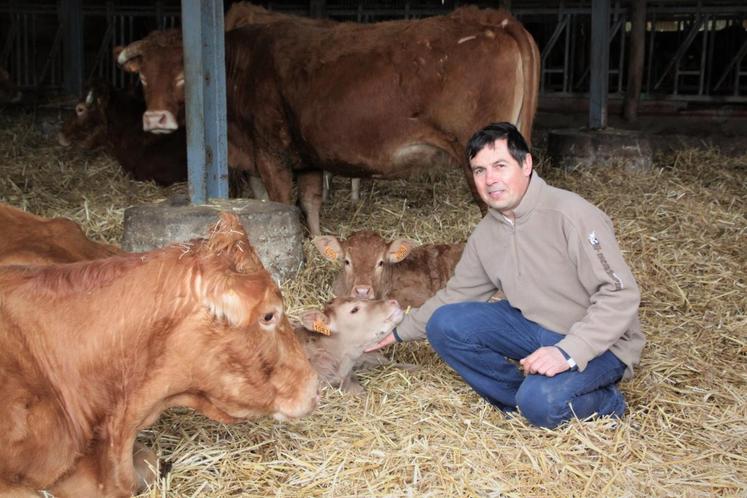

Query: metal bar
[[698, 15, 709, 95], [714, 38, 747, 91], [181, 0, 229, 204], [589, 0, 610, 129], [61, 0, 84, 96], [654, 14, 706, 90]]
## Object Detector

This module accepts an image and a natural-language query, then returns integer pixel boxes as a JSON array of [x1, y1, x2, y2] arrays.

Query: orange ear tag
[[312, 320, 332, 336], [324, 247, 338, 261], [394, 244, 408, 262]]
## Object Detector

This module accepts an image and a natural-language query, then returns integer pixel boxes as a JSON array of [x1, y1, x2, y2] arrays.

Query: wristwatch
[[566, 356, 577, 369]]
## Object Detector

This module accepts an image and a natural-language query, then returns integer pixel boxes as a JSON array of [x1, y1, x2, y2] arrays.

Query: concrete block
[[547, 127, 653, 171], [122, 196, 304, 282]]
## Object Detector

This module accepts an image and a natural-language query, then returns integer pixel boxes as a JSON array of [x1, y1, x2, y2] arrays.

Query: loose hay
[[1, 107, 745, 497]]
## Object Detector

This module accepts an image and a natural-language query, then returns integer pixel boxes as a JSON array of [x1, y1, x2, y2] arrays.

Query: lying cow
[[296, 297, 405, 394], [313, 231, 464, 308], [0, 202, 123, 266], [57, 79, 188, 186], [114, 5, 539, 235], [0, 212, 318, 497]]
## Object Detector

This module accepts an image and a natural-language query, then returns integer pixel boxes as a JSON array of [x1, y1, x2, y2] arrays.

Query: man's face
[[470, 138, 533, 219]]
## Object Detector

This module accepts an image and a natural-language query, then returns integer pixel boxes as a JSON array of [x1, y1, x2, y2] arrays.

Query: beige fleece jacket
[[396, 173, 645, 379]]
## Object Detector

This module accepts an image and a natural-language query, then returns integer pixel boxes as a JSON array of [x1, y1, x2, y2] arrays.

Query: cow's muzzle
[[143, 110, 179, 133]]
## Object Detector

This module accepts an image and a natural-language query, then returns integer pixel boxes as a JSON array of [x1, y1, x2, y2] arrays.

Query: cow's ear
[[113, 45, 141, 73], [300, 310, 332, 336], [312, 236, 343, 263], [386, 239, 416, 263], [207, 212, 265, 273]]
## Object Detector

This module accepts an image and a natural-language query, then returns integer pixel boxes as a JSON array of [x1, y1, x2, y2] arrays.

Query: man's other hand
[[365, 332, 397, 352], [520, 346, 570, 377]]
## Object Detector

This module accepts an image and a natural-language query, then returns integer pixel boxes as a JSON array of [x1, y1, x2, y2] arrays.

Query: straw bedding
[[1, 108, 745, 497]]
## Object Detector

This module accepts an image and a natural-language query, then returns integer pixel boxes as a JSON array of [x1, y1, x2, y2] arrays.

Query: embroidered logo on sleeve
[[588, 231, 624, 290]]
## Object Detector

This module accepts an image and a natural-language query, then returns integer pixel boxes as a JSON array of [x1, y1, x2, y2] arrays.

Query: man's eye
[[350, 307, 359, 314]]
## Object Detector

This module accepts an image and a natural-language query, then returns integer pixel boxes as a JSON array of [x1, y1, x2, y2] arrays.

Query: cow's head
[[114, 30, 185, 134], [180, 212, 318, 421], [57, 80, 111, 148], [313, 231, 416, 300]]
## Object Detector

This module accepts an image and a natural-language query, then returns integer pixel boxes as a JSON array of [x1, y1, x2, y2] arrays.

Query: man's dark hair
[[466, 122, 530, 165]]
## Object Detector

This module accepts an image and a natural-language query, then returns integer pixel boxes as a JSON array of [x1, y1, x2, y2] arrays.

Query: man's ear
[[301, 309, 332, 336], [312, 236, 343, 263], [522, 153, 533, 177], [386, 239, 416, 263]]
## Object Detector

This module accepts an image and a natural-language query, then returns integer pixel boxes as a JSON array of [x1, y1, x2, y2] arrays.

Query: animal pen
[[0, 0, 746, 496]]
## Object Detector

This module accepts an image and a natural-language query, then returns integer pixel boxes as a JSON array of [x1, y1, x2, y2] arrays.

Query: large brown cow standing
[[0, 212, 318, 497], [114, 6, 539, 236]]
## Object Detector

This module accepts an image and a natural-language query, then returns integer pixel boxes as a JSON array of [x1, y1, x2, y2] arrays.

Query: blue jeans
[[426, 300, 627, 428]]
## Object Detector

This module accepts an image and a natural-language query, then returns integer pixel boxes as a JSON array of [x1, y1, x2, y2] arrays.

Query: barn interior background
[[1, 0, 745, 496]]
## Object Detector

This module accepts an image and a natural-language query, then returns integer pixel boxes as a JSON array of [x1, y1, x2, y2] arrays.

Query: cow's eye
[[261, 312, 275, 324], [377, 260, 384, 267], [344, 259, 351, 266], [350, 306, 359, 314]]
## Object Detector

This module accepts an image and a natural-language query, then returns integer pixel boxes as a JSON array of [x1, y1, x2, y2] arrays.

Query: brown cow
[[313, 231, 464, 308], [57, 80, 188, 186], [296, 297, 405, 394], [0, 212, 318, 498], [113, 5, 540, 235], [0, 202, 123, 266]]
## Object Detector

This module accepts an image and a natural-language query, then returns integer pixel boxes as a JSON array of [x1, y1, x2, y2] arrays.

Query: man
[[369, 122, 644, 428]]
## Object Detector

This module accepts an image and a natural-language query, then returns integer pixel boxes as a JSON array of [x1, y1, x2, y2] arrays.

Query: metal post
[[181, 0, 229, 205], [60, 0, 83, 96], [589, 0, 610, 129]]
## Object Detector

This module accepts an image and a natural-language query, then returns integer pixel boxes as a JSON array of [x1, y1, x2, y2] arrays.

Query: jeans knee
[[426, 305, 461, 350], [516, 379, 566, 429]]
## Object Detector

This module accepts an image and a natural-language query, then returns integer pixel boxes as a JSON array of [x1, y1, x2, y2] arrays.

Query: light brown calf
[[0, 212, 318, 498], [296, 297, 405, 394], [313, 231, 464, 308]]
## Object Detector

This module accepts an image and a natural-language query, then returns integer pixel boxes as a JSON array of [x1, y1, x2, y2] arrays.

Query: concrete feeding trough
[[547, 127, 653, 171], [122, 196, 304, 282]]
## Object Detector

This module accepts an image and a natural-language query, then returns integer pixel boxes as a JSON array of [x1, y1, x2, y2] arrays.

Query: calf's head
[[301, 297, 404, 349], [179, 212, 318, 421], [313, 231, 416, 299], [114, 29, 185, 134], [57, 80, 111, 148]]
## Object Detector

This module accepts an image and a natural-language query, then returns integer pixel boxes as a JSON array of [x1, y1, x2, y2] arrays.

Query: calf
[[57, 80, 187, 186], [0, 212, 318, 498], [0, 202, 123, 266], [313, 231, 464, 308], [296, 297, 405, 395]]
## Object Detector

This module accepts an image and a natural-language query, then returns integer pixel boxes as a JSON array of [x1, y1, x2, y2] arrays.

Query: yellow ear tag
[[312, 320, 331, 336], [324, 246, 338, 261], [405, 305, 412, 315], [393, 244, 408, 262]]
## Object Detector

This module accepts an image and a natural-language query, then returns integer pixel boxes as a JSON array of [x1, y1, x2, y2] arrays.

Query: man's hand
[[519, 346, 570, 377], [365, 332, 397, 352]]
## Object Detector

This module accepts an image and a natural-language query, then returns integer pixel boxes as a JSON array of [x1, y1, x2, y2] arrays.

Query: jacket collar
[[487, 172, 546, 225]]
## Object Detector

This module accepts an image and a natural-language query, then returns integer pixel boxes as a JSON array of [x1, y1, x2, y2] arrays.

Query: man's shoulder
[[541, 182, 608, 221]]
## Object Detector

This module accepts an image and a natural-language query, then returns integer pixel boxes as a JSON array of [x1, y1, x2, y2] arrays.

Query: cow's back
[[387, 243, 464, 307], [0, 204, 122, 265]]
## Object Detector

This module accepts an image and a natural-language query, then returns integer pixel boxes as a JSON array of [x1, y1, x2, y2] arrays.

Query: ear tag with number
[[312, 320, 332, 336]]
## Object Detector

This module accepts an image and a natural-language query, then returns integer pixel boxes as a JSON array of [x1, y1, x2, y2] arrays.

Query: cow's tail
[[502, 15, 541, 147]]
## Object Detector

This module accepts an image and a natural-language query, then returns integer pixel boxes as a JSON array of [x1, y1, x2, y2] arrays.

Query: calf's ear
[[312, 236, 343, 263], [301, 310, 333, 336], [387, 239, 416, 263]]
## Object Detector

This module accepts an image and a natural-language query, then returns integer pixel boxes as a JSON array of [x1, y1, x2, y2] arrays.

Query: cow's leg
[[255, 150, 294, 205], [249, 175, 269, 201], [322, 171, 332, 202], [297, 171, 323, 236]]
